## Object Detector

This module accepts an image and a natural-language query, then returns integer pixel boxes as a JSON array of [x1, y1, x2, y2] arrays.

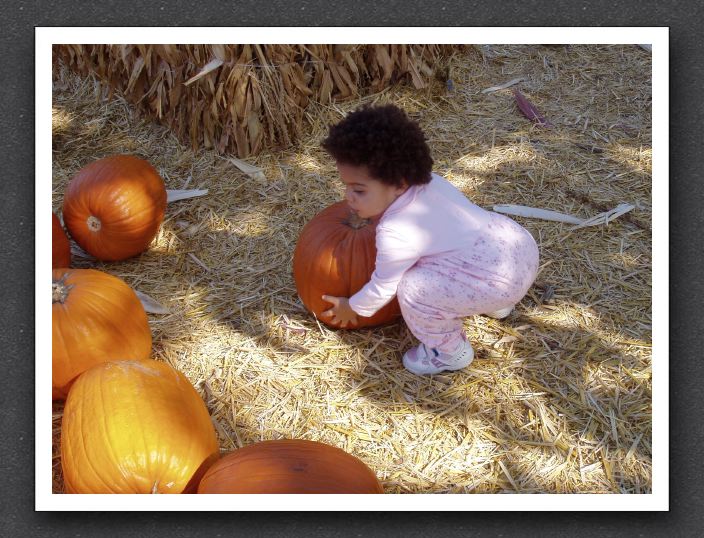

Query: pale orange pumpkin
[[292, 201, 401, 329], [61, 359, 220, 494], [197, 439, 383, 494], [52, 212, 71, 268], [62, 155, 167, 261], [52, 268, 152, 399]]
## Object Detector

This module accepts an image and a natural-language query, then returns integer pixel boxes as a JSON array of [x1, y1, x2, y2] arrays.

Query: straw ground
[[52, 44, 652, 494]]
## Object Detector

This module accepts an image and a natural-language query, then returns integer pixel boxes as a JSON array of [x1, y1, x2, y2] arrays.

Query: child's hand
[[321, 295, 359, 328]]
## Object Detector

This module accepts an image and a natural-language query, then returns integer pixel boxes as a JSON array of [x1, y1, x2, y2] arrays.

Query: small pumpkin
[[197, 439, 383, 494], [62, 155, 167, 261], [52, 212, 71, 268], [292, 201, 401, 329], [52, 268, 152, 399], [61, 359, 220, 494]]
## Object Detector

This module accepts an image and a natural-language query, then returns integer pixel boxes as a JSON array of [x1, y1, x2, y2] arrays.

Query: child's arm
[[348, 227, 421, 317], [321, 228, 420, 325]]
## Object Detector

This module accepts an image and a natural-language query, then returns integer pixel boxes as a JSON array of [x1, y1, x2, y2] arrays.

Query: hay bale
[[53, 44, 462, 158]]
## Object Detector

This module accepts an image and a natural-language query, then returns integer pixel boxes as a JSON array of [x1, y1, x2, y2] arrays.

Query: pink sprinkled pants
[[396, 212, 539, 353]]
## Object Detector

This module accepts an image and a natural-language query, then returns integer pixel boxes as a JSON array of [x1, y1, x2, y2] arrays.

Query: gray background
[[1, 1, 699, 536]]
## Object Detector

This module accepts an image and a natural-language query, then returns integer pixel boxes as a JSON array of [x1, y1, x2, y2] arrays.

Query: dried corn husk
[[166, 189, 209, 203], [493, 203, 636, 231], [482, 76, 526, 94], [513, 88, 552, 127], [134, 290, 170, 314], [493, 204, 584, 224]]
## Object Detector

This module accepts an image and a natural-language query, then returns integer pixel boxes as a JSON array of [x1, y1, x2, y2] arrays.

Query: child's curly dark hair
[[321, 104, 433, 187]]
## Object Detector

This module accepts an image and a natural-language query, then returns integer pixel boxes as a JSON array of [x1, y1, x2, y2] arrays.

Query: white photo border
[[37, 26, 668, 511]]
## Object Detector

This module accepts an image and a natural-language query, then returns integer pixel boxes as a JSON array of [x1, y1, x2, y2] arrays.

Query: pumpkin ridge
[[80, 287, 150, 361], [134, 371, 157, 493], [333, 228, 364, 297], [55, 307, 83, 388], [293, 224, 329, 309], [104, 364, 146, 493], [89, 189, 166, 231], [71, 382, 117, 493], [93, 368, 132, 494], [53, 274, 96, 389], [78, 309, 144, 362]]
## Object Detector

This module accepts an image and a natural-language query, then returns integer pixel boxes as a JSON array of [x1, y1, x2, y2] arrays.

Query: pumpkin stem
[[87, 215, 102, 232], [52, 274, 73, 304], [344, 211, 371, 230]]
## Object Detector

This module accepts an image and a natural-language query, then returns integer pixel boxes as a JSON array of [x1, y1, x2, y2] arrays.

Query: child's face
[[337, 162, 407, 219]]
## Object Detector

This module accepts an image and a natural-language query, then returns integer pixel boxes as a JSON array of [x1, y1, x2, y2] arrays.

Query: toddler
[[320, 104, 539, 375]]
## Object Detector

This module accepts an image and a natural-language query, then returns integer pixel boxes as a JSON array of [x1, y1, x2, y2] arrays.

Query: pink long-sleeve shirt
[[348, 173, 498, 317]]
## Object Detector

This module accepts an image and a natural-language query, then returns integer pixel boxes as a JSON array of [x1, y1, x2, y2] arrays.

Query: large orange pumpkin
[[292, 201, 401, 329], [197, 439, 383, 494], [61, 359, 220, 494], [52, 212, 71, 268], [62, 155, 167, 261], [52, 268, 152, 399]]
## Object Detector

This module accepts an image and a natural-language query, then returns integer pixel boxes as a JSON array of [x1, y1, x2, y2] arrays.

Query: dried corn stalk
[[54, 44, 461, 158]]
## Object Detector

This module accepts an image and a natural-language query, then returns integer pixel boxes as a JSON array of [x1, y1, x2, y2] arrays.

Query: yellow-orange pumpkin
[[292, 201, 401, 329], [52, 212, 71, 268], [61, 359, 220, 494], [62, 155, 167, 261], [197, 439, 383, 494], [52, 268, 152, 399]]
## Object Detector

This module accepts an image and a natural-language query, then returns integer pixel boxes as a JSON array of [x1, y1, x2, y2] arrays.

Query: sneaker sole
[[483, 306, 514, 319], [402, 352, 473, 376]]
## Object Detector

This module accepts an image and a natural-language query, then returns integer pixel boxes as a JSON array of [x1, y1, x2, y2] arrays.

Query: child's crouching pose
[[320, 104, 539, 375]]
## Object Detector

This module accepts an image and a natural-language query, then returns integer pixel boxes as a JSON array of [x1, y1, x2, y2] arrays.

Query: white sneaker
[[483, 305, 514, 319], [402, 338, 474, 375]]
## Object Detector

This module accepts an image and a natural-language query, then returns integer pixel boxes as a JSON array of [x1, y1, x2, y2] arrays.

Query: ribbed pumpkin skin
[[293, 201, 401, 329], [197, 439, 383, 494], [52, 212, 71, 268], [52, 268, 152, 400], [61, 359, 220, 494], [62, 155, 167, 261]]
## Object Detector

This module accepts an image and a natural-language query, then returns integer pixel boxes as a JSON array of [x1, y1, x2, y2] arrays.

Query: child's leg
[[449, 212, 540, 320], [397, 237, 537, 353], [479, 212, 540, 313], [396, 219, 538, 375], [396, 263, 471, 354], [397, 263, 477, 374]]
